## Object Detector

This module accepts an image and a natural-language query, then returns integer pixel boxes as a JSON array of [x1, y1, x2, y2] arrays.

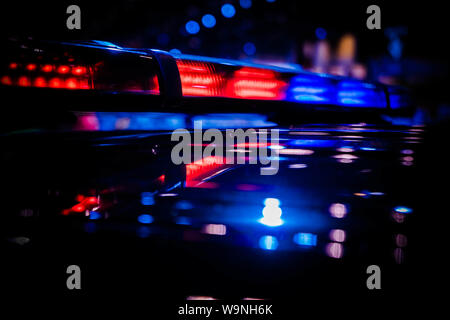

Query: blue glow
[[84, 222, 96, 233], [361, 147, 377, 151], [394, 206, 412, 214], [259, 235, 278, 250], [175, 200, 194, 210], [315, 28, 327, 40], [89, 211, 101, 220], [243, 42, 256, 56], [191, 113, 276, 129], [138, 214, 154, 224], [221, 4, 236, 18], [141, 192, 155, 206], [202, 14, 216, 28], [185, 20, 200, 34], [337, 80, 387, 108], [266, 0, 276, 3], [93, 112, 187, 131], [169, 48, 181, 54], [137, 226, 151, 238], [240, 0, 252, 9], [293, 233, 317, 246], [286, 74, 336, 104], [268, 145, 285, 150]]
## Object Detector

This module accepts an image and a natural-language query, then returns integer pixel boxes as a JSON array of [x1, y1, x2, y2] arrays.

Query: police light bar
[[1, 40, 409, 110]]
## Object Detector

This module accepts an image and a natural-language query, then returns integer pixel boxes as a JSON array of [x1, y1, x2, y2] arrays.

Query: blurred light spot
[[187, 296, 216, 300], [185, 20, 200, 34], [370, 191, 384, 196], [260, 198, 283, 226], [159, 193, 178, 197], [353, 192, 367, 197], [315, 27, 327, 40], [138, 214, 154, 224], [394, 247, 404, 264], [361, 147, 376, 151], [221, 4, 236, 18], [202, 224, 227, 236], [264, 198, 280, 207], [278, 148, 314, 155], [202, 14, 216, 28], [259, 235, 278, 250], [89, 211, 101, 220], [394, 206, 412, 214], [326, 242, 343, 259], [240, 0, 252, 9], [329, 229, 346, 242], [329, 203, 347, 218], [243, 42, 256, 55], [402, 161, 413, 166], [175, 216, 192, 225], [401, 149, 414, 155], [333, 154, 358, 160], [170, 48, 181, 54], [402, 156, 414, 162], [289, 163, 307, 169], [175, 200, 194, 210], [338, 158, 353, 164], [141, 192, 155, 206], [266, 0, 276, 2], [336, 147, 354, 152], [236, 184, 261, 191], [392, 211, 406, 223], [137, 226, 151, 238], [395, 234, 408, 247], [293, 232, 317, 246]]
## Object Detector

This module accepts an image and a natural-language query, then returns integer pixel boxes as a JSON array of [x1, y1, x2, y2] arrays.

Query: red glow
[[65, 78, 79, 89], [42, 64, 53, 72], [157, 174, 165, 184], [18, 76, 31, 87], [57, 65, 70, 74], [26, 64, 37, 71], [72, 66, 86, 75], [9, 62, 18, 69], [226, 67, 286, 100], [150, 75, 160, 94], [1, 76, 12, 85], [186, 156, 227, 184], [75, 194, 85, 202], [176, 60, 225, 97], [85, 197, 98, 205], [72, 204, 86, 212], [34, 77, 47, 87]]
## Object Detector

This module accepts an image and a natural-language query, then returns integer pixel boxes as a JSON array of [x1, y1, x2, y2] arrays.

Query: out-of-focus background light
[[201, 14, 216, 28], [221, 4, 236, 18], [239, 0, 252, 9], [185, 20, 200, 35]]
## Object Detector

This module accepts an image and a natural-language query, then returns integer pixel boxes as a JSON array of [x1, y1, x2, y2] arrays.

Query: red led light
[[72, 204, 86, 212], [26, 64, 37, 71], [75, 194, 85, 202], [42, 64, 53, 72], [65, 78, 78, 89], [176, 60, 225, 97], [18, 76, 31, 87], [85, 197, 98, 205], [72, 66, 86, 76], [57, 65, 70, 74], [34, 77, 47, 87], [226, 67, 287, 100], [1, 76, 12, 85], [186, 156, 226, 183], [9, 62, 18, 69], [49, 77, 62, 88]]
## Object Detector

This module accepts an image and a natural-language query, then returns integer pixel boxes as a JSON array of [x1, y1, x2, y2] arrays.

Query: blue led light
[[138, 214, 154, 224], [259, 235, 278, 250], [394, 206, 412, 214], [293, 233, 317, 246], [185, 20, 200, 34], [89, 211, 101, 220], [240, 0, 252, 9], [286, 74, 336, 104], [221, 4, 236, 18], [243, 42, 256, 56], [315, 28, 327, 40], [141, 192, 155, 206], [263, 198, 281, 207], [202, 14, 216, 28], [259, 198, 283, 227]]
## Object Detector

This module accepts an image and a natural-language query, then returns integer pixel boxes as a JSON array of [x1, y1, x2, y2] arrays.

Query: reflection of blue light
[[169, 48, 181, 54], [89, 211, 101, 220], [175, 200, 194, 210], [243, 42, 256, 56], [137, 226, 151, 238], [94, 112, 187, 131], [141, 192, 155, 206], [315, 28, 327, 40], [185, 21, 200, 34], [293, 233, 317, 246], [361, 147, 377, 151], [221, 4, 236, 18], [259, 235, 278, 250], [202, 14, 216, 28], [138, 214, 154, 224], [191, 113, 276, 129], [394, 206, 412, 214], [84, 222, 96, 233], [240, 0, 252, 9]]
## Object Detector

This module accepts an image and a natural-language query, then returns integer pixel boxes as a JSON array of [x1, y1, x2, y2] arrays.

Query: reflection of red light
[[186, 156, 226, 183], [72, 204, 85, 212], [9, 62, 18, 69], [75, 194, 85, 202], [42, 64, 53, 72], [18, 76, 30, 87], [26, 64, 37, 71], [150, 75, 160, 94], [72, 66, 86, 75], [157, 174, 165, 184], [34, 77, 46, 87], [57, 65, 70, 74], [85, 197, 98, 205]]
